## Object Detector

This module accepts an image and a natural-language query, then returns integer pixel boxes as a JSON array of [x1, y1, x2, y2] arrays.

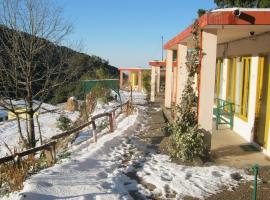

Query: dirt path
[[112, 103, 172, 199], [3, 101, 256, 200]]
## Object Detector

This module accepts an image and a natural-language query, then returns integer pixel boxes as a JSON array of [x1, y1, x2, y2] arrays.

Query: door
[[254, 56, 269, 148]]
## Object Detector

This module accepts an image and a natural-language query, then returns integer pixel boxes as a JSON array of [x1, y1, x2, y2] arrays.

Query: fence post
[[44, 142, 56, 166], [109, 113, 114, 132], [112, 111, 117, 130], [252, 164, 259, 200], [126, 100, 129, 116], [92, 121, 97, 142]]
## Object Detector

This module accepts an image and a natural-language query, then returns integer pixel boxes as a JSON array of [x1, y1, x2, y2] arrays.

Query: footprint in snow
[[160, 173, 173, 182], [185, 173, 192, 180], [36, 181, 53, 187], [97, 171, 108, 178], [212, 171, 222, 177], [48, 171, 59, 175], [100, 182, 113, 190], [105, 167, 114, 173]]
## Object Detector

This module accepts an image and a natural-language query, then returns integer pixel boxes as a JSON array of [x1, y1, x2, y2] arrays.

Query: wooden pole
[[109, 113, 114, 132], [92, 121, 97, 142], [112, 111, 117, 130]]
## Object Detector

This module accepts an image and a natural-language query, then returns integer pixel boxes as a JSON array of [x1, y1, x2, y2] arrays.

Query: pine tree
[[214, 0, 270, 8]]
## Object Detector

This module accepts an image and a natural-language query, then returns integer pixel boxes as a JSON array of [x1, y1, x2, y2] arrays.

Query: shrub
[[169, 125, 205, 162], [57, 115, 72, 131], [91, 84, 111, 104], [168, 20, 207, 162], [0, 155, 47, 193], [142, 70, 151, 94]]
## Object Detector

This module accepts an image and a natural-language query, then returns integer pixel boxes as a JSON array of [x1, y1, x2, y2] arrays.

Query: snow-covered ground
[[137, 155, 253, 199], [119, 91, 147, 105], [2, 92, 254, 200], [2, 106, 140, 200], [0, 90, 145, 158], [0, 104, 79, 157]]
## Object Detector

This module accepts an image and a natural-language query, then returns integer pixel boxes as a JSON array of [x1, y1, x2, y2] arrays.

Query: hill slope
[[0, 25, 118, 104]]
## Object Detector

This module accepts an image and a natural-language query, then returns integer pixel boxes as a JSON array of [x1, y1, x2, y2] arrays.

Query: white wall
[[232, 56, 258, 142], [217, 33, 270, 58], [150, 66, 156, 102], [176, 43, 188, 105], [217, 34, 267, 144], [221, 59, 228, 100], [199, 30, 217, 149], [165, 50, 173, 108]]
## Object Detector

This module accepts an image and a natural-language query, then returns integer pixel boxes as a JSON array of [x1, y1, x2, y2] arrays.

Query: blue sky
[[57, 0, 216, 67]]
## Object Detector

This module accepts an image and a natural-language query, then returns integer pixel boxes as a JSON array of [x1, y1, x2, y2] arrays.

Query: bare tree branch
[[0, 0, 73, 148]]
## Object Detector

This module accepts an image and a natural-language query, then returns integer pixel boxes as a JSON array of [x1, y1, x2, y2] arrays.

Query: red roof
[[149, 60, 177, 67], [164, 10, 270, 49], [118, 67, 150, 71]]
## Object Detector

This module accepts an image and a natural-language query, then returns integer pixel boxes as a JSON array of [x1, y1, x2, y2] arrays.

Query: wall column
[[221, 58, 229, 100], [176, 43, 188, 105], [198, 30, 217, 149], [172, 67, 177, 104], [150, 66, 156, 102], [156, 67, 160, 93], [165, 50, 173, 108]]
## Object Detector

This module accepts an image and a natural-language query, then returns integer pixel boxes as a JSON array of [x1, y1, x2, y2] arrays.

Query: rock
[[66, 96, 78, 112]]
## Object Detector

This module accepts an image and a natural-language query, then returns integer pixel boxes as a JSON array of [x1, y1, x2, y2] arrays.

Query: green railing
[[213, 98, 234, 130], [252, 164, 259, 200]]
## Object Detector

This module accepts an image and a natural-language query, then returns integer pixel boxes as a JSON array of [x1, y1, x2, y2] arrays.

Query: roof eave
[[164, 10, 270, 50]]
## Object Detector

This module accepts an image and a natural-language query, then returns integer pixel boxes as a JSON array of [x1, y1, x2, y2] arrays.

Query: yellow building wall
[[8, 108, 39, 120]]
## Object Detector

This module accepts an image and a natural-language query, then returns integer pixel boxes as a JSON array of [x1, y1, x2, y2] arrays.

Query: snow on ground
[[137, 154, 253, 199], [2, 95, 254, 200], [0, 108, 79, 158], [2, 107, 140, 200], [73, 91, 147, 148], [119, 91, 148, 105], [1, 92, 253, 200], [0, 90, 144, 158]]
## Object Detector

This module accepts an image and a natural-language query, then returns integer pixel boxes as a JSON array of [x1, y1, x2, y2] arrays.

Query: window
[[173, 50, 177, 61]]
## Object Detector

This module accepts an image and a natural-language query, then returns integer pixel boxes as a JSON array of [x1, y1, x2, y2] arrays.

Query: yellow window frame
[[215, 59, 222, 98], [226, 58, 237, 111], [226, 58, 231, 101], [264, 57, 270, 148], [255, 57, 265, 117], [226, 58, 237, 102], [238, 57, 251, 121], [232, 58, 237, 105]]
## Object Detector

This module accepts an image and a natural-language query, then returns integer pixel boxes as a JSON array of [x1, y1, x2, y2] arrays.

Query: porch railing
[[213, 98, 234, 130]]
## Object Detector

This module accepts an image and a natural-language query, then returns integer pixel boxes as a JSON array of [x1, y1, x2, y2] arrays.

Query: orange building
[[151, 8, 270, 153]]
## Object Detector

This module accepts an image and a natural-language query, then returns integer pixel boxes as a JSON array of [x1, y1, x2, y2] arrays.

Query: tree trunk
[[28, 111, 36, 148], [16, 114, 27, 146], [27, 98, 36, 148]]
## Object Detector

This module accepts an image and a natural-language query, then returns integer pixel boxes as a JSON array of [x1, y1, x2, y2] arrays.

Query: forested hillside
[[0, 25, 118, 104], [49, 51, 118, 104]]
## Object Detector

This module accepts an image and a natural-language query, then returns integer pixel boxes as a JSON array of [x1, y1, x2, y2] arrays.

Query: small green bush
[[91, 84, 111, 104], [142, 70, 151, 94], [169, 125, 205, 162], [57, 115, 72, 131]]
